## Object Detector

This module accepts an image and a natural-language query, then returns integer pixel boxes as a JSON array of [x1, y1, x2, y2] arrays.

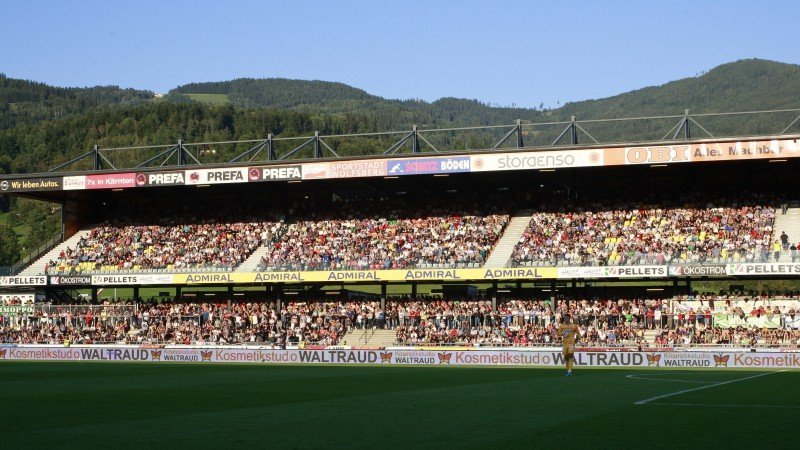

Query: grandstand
[[1, 121, 800, 352]]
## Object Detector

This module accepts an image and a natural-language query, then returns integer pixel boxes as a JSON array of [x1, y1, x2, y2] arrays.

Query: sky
[[2, 0, 800, 109]]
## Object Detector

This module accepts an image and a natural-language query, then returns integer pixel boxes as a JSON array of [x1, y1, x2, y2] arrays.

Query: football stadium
[[1, 106, 800, 447]]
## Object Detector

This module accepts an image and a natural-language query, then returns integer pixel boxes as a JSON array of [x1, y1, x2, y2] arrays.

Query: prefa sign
[[135, 172, 185, 186], [248, 165, 303, 181], [184, 168, 248, 185]]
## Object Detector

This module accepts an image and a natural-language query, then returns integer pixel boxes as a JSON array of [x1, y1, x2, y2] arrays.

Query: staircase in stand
[[483, 209, 534, 268], [341, 328, 397, 348], [643, 329, 660, 345], [18, 228, 94, 276], [773, 203, 800, 262], [236, 243, 271, 272]]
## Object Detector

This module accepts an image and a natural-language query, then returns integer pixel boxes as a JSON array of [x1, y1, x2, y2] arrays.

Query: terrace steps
[[342, 328, 396, 348], [773, 205, 800, 262], [483, 210, 534, 268], [19, 228, 93, 276]]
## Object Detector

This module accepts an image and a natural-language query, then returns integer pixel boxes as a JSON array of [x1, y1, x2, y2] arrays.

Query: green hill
[[556, 59, 800, 118], [0, 74, 154, 129], [169, 59, 800, 124], [171, 78, 543, 128]]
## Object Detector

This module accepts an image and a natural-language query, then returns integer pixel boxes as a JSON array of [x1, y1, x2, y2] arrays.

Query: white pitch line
[[635, 370, 786, 405], [648, 402, 800, 409], [626, 374, 713, 384]]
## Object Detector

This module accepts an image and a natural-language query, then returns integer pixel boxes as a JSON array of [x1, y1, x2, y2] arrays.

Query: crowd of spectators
[[0, 301, 348, 346], [2, 295, 799, 347], [40, 191, 792, 274], [48, 221, 268, 273], [652, 325, 800, 347], [257, 199, 510, 271], [44, 198, 511, 274], [512, 194, 780, 266], [46, 205, 285, 274]]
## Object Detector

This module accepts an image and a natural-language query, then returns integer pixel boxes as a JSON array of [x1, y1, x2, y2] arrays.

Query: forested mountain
[[171, 78, 542, 128], [1, 58, 800, 264], [170, 59, 800, 124], [0, 74, 153, 129], [556, 59, 800, 118]]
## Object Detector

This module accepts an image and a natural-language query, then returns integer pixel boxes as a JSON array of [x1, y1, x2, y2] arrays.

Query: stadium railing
[[9, 234, 63, 275]]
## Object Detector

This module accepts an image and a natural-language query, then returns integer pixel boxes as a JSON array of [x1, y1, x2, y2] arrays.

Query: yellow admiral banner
[[171, 267, 557, 285]]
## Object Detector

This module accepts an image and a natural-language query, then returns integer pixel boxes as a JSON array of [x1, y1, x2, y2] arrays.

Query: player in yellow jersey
[[556, 316, 580, 376]]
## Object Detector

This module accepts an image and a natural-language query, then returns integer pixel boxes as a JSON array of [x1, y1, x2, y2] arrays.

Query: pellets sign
[[0, 276, 47, 287], [726, 263, 800, 276]]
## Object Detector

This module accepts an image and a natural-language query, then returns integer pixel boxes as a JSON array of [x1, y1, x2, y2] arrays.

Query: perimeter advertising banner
[[38, 263, 800, 287], [386, 156, 471, 175], [49, 276, 93, 286], [134, 171, 186, 187], [0, 276, 47, 287], [247, 165, 302, 182], [170, 267, 556, 285], [669, 264, 727, 276], [89, 274, 175, 285], [1, 346, 799, 369], [726, 263, 800, 276], [5, 137, 800, 192], [0, 177, 62, 193], [85, 173, 137, 190], [470, 149, 604, 172], [184, 168, 248, 185], [557, 265, 667, 278], [0, 305, 35, 315], [609, 139, 800, 166], [713, 314, 782, 329], [62, 175, 86, 190]]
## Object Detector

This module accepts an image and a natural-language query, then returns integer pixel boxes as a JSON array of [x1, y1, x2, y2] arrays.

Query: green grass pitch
[[0, 363, 797, 449]]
